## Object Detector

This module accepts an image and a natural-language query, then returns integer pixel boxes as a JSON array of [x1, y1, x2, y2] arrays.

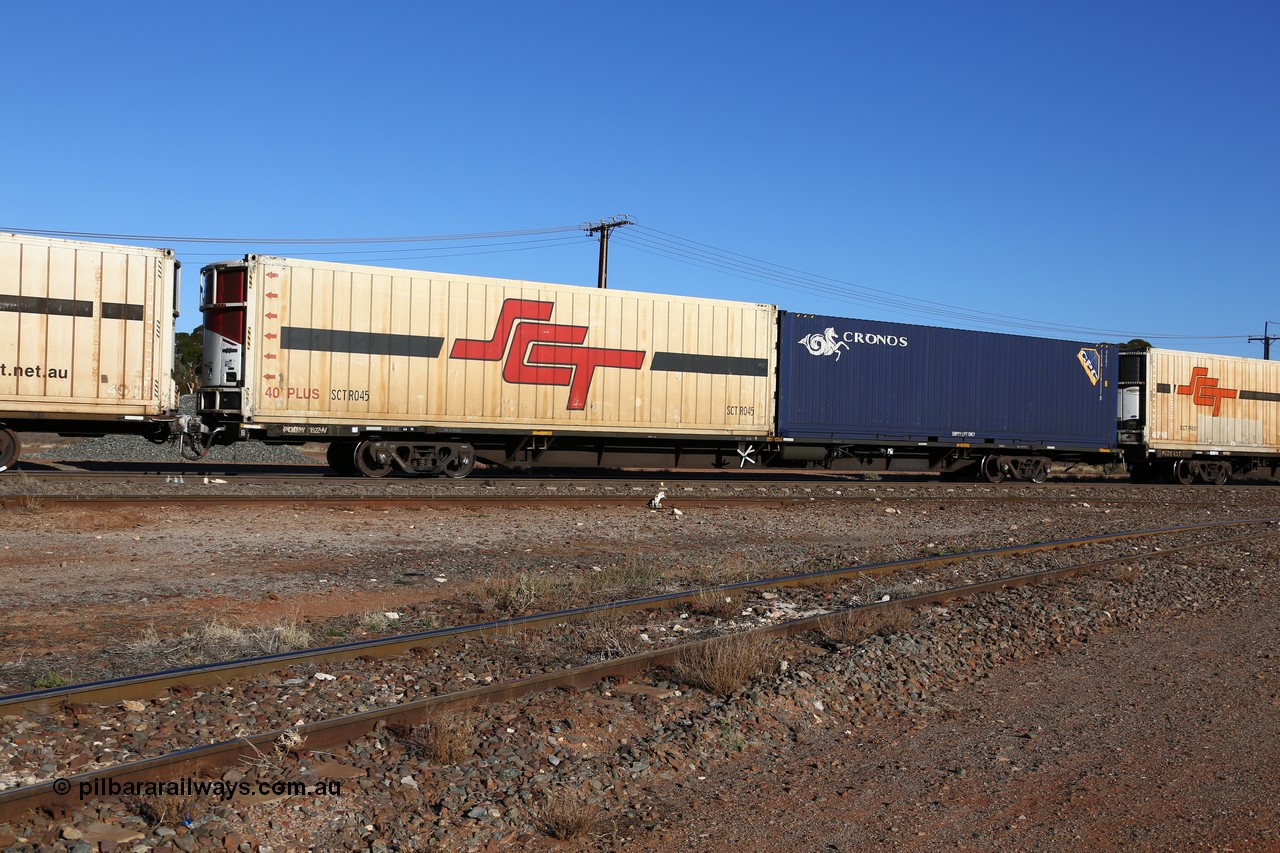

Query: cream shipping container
[[1119, 347, 1280, 484], [198, 256, 779, 477], [0, 233, 181, 470]]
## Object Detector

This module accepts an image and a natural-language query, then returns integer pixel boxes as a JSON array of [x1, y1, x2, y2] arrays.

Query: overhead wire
[[3, 222, 1248, 343], [0, 225, 581, 244], [618, 225, 1246, 342]]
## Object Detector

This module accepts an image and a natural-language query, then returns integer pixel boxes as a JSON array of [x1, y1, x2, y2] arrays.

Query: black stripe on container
[[0, 295, 94, 317], [1156, 383, 1173, 393], [650, 352, 769, 376], [101, 302, 145, 321], [281, 326, 444, 358], [1240, 390, 1280, 403]]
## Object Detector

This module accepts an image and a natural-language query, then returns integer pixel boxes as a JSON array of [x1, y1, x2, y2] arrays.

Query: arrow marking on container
[[264, 353, 277, 360], [266, 292, 279, 299]]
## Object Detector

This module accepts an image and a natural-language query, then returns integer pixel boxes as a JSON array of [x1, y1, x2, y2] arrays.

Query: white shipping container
[[203, 256, 777, 437], [0, 233, 178, 419], [1141, 348, 1280, 454]]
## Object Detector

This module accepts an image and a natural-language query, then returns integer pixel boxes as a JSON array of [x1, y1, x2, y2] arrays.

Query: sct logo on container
[[450, 298, 645, 411]]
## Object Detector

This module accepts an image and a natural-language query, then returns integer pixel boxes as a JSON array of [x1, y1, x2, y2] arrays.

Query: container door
[[202, 264, 247, 388]]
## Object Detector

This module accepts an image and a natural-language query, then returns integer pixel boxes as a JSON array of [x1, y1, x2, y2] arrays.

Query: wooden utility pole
[[583, 216, 634, 288], [1249, 321, 1278, 359]]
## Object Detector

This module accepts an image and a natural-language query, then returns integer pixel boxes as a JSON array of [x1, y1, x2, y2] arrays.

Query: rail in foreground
[[4, 518, 1271, 717], [1, 518, 1275, 822]]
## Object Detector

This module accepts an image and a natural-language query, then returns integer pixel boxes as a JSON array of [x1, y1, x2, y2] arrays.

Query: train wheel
[[0, 429, 20, 472], [1029, 459, 1050, 484], [354, 440, 394, 478], [1170, 459, 1195, 486], [441, 446, 476, 479], [326, 441, 359, 476], [980, 454, 1006, 484]]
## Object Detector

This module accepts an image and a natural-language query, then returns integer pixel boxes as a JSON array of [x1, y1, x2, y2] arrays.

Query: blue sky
[[2, 3, 1276, 355]]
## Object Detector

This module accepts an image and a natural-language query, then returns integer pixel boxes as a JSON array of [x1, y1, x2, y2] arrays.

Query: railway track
[[0, 469, 1262, 509], [2, 517, 1275, 822]]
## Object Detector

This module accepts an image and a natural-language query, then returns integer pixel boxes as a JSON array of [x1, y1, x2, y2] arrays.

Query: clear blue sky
[[3, 2, 1276, 355]]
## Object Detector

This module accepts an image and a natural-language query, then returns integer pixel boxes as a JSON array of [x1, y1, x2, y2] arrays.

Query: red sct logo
[[450, 299, 645, 410], [1176, 367, 1238, 416]]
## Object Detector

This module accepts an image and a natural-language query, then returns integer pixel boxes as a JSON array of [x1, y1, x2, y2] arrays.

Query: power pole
[[1249, 321, 1278, 360], [583, 216, 634, 288]]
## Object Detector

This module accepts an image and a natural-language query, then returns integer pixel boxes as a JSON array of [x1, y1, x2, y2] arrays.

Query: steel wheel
[[980, 454, 1006, 484], [0, 429, 20, 472], [1170, 459, 1195, 486], [441, 447, 476, 479], [354, 440, 394, 478], [1029, 459, 1050, 484]]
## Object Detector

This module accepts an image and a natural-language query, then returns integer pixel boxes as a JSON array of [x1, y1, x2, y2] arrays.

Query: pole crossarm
[[582, 216, 635, 288]]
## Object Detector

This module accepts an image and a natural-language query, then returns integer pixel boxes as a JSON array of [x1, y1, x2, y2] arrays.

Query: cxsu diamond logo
[[1076, 348, 1101, 386], [450, 299, 645, 410]]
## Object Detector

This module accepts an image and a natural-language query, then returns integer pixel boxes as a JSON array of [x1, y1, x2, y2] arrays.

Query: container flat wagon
[[776, 311, 1120, 482], [198, 256, 779, 476], [0, 233, 181, 471], [1119, 348, 1280, 484]]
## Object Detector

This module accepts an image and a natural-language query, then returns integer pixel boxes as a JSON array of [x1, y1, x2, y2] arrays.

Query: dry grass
[[123, 617, 312, 665], [397, 712, 476, 765], [190, 619, 312, 659], [690, 589, 741, 619], [686, 549, 771, 588], [12, 472, 43, 511], [668, 633, 778, 696], [242, 729, 306, 774], [482, 570, 558, 617], [818, 604, 914, 645], [537, 791, 603, 841], [575, 553, 664, 596], [565, 608, 643, 660]]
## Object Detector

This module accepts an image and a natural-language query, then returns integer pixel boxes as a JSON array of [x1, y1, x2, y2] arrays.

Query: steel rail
[[2, 524, 1274, 823], [5, 517, 1275, 715]]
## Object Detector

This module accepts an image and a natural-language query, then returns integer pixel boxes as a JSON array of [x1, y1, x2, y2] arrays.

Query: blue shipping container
[[778, 312, 1118, 448]]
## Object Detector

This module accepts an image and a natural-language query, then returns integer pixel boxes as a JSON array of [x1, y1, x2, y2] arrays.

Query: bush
[[669, 633, 777, 696]]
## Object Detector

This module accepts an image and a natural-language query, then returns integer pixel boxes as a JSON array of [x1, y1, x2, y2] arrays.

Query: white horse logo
[[798, 328, 849, 361]]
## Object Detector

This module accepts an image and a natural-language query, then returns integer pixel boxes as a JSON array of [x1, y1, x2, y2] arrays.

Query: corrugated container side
[[778, 312, 1117, 448], [241, 257, 776, 436], [0, 233, 177, 416], [1143, 348, 1280, 453]]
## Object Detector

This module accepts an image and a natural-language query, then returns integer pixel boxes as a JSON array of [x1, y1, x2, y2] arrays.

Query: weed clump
[[669, 633, 778, 696]]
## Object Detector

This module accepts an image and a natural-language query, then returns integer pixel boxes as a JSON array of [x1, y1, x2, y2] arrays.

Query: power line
[[617, 225, 1248, 343], [0, 225, 581, 245], [179, 234, 584, 261]]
